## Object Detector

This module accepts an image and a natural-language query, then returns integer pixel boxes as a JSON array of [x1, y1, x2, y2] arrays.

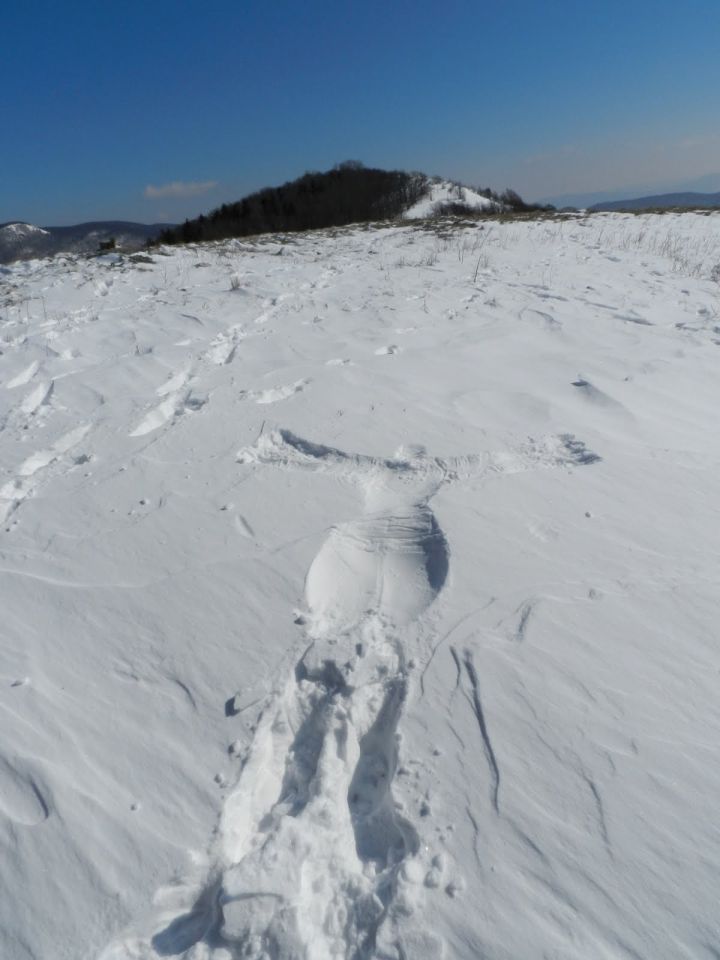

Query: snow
[[0, 222, 50, 239], [1, 211, 720, 959], [403, 179, 497, 219]]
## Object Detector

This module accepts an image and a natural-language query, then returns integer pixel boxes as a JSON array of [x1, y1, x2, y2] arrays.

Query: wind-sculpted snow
[[1, 212, 720, 960]]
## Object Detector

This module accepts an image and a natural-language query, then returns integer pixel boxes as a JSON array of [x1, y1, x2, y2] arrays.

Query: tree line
[[151, 164, 553, 247], [153, 163, 429, 246]]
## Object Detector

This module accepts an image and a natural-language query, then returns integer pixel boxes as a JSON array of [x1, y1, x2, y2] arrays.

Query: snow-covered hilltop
[[0, 169, 517, 268], [0, 222, 50, 238], [1, 212, 720, 960], [402, 179, 498, 218], [0, 222, 51, 262], [150, 165, 514, 250]]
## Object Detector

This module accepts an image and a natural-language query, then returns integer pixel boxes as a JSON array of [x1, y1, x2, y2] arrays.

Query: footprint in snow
[[571, 378, 627, 412], [0, 423, 91, 525], [6, 360, 40, 390], [239, 379, 309, 404], [20, 381, 53, 416], [130, 396, 181, 437], [156, 369, 190, 397], [130, 374, 206, 437]]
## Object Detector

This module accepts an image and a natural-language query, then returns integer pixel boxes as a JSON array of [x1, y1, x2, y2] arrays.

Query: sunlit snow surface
[[0, 222, 50, 238], [1, 213, 720, 959], [402, 180, 496, 218]]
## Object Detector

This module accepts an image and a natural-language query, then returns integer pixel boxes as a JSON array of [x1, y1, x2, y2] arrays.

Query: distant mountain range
[[588, 191, 720, 212], [541, 173, 720, 210], [0, 220, 172, 264]]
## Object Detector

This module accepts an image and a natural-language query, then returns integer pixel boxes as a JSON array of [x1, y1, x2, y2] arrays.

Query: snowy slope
[[402, 180, 497, 218], [0, 223, 52, 262], [1, 213, 720, 960], [0, 223, 51, 238]]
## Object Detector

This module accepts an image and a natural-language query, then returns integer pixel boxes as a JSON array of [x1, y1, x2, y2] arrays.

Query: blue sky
[[2, 0, 720, 224]]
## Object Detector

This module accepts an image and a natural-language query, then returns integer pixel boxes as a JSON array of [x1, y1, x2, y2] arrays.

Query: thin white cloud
[[676, 133, 720, 150], [144, 180, 218, 199]]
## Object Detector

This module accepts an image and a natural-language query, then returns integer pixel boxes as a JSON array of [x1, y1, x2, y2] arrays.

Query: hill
[[1, 169, 548, 264], [155, 164, 432, 245], [589, 190, 720, 212], [0, 220, 171, 264], [153, 164, 543, 247]]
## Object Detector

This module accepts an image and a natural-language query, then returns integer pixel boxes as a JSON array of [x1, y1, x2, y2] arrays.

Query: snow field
[[0, 212, 719, 959]]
